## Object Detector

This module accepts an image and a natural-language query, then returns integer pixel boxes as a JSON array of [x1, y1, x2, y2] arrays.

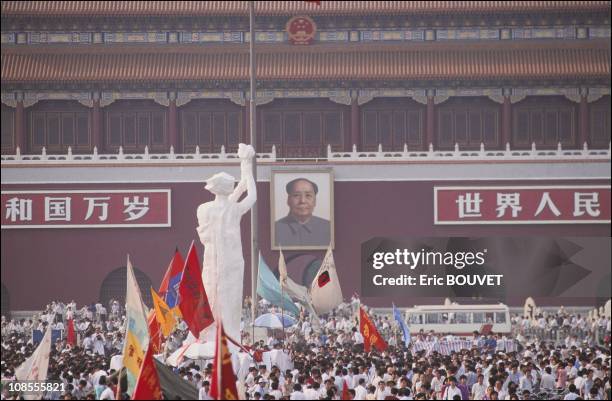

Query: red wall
[[1, 179, 610, 310]]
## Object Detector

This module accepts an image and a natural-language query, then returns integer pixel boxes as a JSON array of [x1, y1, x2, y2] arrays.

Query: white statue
[[197, 143, 256, 343]]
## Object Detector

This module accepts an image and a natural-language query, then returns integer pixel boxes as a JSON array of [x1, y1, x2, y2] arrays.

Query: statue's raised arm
[[234, 143, 257, 214]]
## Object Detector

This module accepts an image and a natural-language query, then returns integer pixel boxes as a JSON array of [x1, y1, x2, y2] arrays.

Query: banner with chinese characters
[[434, 185, 610, 225], [1, 190, 171, 228]]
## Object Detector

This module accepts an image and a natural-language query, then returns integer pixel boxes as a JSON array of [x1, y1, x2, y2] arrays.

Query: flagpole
[[279, 248, 286, 345], [280, 271, 285, 344], [249, 0, 259, 347]]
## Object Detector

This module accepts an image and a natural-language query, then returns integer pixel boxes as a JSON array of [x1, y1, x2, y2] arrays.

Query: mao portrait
[[271, 170, 334, 250]]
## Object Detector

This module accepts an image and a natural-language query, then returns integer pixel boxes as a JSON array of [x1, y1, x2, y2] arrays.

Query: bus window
[[407, 314, 423, 324], [495, 312, 507, 323], [486, 312, 494, 323], [473, 312, 485, 323], [455, 312, 470, 324], [426, 313, 440, 324]]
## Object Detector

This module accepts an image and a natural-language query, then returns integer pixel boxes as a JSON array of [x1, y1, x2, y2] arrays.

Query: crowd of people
[[1, 297, 610, 400]]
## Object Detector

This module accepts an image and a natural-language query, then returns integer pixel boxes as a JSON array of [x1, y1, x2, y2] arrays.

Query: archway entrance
[[99, 267, 153, 308]]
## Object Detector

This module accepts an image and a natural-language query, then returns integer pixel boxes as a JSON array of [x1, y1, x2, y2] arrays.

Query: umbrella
[[254, 313, 297, 329], [166, 341, 215, 366]]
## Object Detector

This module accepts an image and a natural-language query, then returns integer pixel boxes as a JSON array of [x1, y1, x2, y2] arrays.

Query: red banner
[[359, 306, 388, 353], [434, 185, 610, 225], [1, 190, 171, 228], [210, 322, 239, 400], [132, 342, 163, 400], [66, 318, 76, 347], [178, 243, 214, 338]]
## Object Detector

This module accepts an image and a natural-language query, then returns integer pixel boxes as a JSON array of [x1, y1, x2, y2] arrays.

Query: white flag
[[310, 246, 343, 315], [16, 325, 52, 399], [278, 248, 288, 287], [278, 249, 321, 331]]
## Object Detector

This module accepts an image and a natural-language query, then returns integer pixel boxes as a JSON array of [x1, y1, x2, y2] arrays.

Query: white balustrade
[[1, 142, 610, 164]]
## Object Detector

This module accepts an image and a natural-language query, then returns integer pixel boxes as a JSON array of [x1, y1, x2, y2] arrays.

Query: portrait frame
[[271, 168, 334, 250]]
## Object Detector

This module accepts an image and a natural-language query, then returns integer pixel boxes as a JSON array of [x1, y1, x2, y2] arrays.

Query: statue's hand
[[238, 143, 256, 160]]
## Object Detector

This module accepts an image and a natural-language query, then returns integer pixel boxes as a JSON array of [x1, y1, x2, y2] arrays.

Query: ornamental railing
[[1, 142, 610, 164], [327, 142, 611, 162], [0, 145, 276, 163]]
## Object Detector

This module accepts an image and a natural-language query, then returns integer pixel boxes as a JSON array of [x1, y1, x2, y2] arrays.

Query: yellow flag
[[151, 287, 176, 338]]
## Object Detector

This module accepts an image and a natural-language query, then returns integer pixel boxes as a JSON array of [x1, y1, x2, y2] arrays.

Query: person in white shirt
[[540, 366, 556, 391], [431, 369, 445, 398], [519, 366, 534, 393], [471, 374, 487, 400], [352, 366, 368, 389], [91, 368, 108, 387], [250, 379, 266, 399], [290, 383, 306, 400], [303, 382, 319, 399], [268, 381, 283, 400], [374, 380, 390, 400], [96, 376, 114, 400], [564, 384, 581, 400], [493, 379, 507, 400], [99, 384, 115, 400], [91, 330, 106, 356], [198, 381, 213, 400], [354, 378, 368, 400], [442, 377, 462, 400]]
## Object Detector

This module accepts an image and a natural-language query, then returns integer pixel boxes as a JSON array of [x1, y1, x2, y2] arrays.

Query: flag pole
[[279, 247, 286, 345], [249, 0, 259, 346], [280, 271, 285, 344]]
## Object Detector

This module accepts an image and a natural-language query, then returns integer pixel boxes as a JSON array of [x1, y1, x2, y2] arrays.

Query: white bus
[[404, 303, 511, 335]]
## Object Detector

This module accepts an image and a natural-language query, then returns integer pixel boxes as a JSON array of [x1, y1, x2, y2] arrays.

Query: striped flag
[[158, 249, 184, 312]]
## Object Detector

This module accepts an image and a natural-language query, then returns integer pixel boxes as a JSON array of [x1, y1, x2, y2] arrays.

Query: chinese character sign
[[435, 186, 610, 224], [1, 190, 171, 228]]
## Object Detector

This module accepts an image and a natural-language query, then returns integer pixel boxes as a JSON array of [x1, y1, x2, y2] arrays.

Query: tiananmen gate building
[[1, 1, 610, 314]]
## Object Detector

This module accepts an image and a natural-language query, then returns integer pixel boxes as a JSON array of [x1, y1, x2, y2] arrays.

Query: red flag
[[210, 321, 239, 400], [359, 306, 388, 353], [342, 379, 351, 400], [132, 342, 162, 400], [147, 311, 163, 354], [159, 249, 184, 298], [66, 318, 76, 346], [178, 242, 214, 337]]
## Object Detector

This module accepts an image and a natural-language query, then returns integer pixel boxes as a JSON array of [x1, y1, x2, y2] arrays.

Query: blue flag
[[257, 254, 300, 316], [393, 303, 411, 345], [165, 273, 182, 308]]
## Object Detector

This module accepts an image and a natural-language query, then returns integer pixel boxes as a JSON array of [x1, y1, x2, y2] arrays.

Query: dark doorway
[[99, 267, 153, 309]]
